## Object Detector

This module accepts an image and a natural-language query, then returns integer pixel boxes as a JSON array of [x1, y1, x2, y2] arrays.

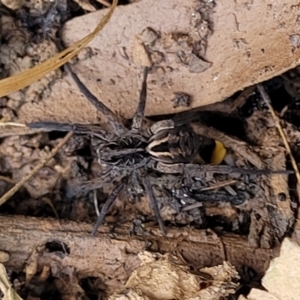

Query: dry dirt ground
[[1, 1, 300, 299]]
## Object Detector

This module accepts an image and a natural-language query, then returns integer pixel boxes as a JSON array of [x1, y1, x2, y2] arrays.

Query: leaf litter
[[1, 0, 300, 299]]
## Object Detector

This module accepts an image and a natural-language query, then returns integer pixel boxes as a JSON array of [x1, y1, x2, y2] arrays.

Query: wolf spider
[[29, 64, 291, 236]]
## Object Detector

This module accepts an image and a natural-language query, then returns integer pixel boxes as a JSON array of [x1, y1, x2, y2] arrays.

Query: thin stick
[[0, 127, 49, 138], [257, 84, 300, 186], [0, 131, 73, 206], [228, 85, 256, 114], [0, 122, 26, 127], [96, 0, 111, 6], [199, 179, 237, 192], [0, 176, 15, 184], [94, 190, 100, 216]]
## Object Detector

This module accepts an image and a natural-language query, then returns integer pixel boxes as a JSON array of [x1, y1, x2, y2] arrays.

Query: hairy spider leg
[[142, 175, 166, 236], [28, 122, 114, 140], [131, 67, 149, 133], [67, 167, 126, 198], [91, 181, 125, 236], [64, 63, 127, 135], [184, 164, 293, 176], [67, 178, 104, 198], [128, 67, 167, 234], [155, 161, 293, 176]]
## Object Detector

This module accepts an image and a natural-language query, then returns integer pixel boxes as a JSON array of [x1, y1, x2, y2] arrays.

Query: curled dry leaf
[[1, 0, 24, 10], [0, 252, 9, 264], [25, 247, 42, 286], [0, 264, 23, 300], [109, 251, 240, 300]]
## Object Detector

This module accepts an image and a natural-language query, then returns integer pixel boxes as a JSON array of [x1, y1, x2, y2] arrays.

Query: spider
[[29, 64, 292, 236]]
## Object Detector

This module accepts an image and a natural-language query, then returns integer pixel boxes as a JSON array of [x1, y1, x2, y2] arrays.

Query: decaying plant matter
[[28, 58, 292, 239], [2, 1, 300, 299]]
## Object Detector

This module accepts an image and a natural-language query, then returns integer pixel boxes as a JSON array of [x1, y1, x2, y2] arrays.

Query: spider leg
[[28, 122, 114, 140], [131, 67, 149, 133], [91, 181, 125, 236], [154, 162, 292, 176], [64, 63, 127, 135], [142, 176, 166, 236], [184, 164, 293, 176], [145, 119, 175, 139], [67, 179, 105, 198], [67, 170, 115, 198]]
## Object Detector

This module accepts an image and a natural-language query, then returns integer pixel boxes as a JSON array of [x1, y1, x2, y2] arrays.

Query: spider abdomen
[[146, 126, 206, 163]]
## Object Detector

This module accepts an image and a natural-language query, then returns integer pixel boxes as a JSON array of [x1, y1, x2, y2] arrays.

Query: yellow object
[[210, 140, 227, 165]]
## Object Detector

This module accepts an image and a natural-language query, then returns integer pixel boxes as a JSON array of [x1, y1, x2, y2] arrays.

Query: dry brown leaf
[[42, 197, 59, 219], [0, 0, 118, 97], [1, 0, 24, 10], [0, 264, 23, 300], [39, 265, 51, 282], [25, 248, 40, 286], [109, 251, 240, 300], [0, 252, 9, 264]]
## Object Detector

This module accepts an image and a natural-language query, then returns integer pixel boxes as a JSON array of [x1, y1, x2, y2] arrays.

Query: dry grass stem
[[199, 179, 237, 192], [0, 122, 26, 127], [257, 84, 300, 197], [0, 0, 118, 97], [96, 0, 111, 6], [0, 132, 73, 206]]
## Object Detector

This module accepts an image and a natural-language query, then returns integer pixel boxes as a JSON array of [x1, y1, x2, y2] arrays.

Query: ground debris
[[2, 0, 300, 298], [0, 13, 61, 112], [239, 238, 300, 300], [0, 264, 23, 300], [109, 252, 239, 300]]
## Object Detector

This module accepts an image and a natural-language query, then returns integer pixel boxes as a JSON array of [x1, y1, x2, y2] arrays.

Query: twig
[[96, 0, 111, 6], [0, 131, 73, 206], [182, 203, 203, 212], [42, 197, 59, 219], [257, 84, 300, 191], [0, 127, 52, 138], [94, 190, 100, 216], [207, 229, 227, 262], [228, 85, 256, 114], [0, 176, 15, 184], [199, 179, 237, 192], [0, 122, 26, 127]]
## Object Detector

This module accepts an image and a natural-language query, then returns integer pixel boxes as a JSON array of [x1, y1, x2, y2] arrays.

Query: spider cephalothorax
[[97, 136, 148, 167], [29, 65, 291, 236]]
